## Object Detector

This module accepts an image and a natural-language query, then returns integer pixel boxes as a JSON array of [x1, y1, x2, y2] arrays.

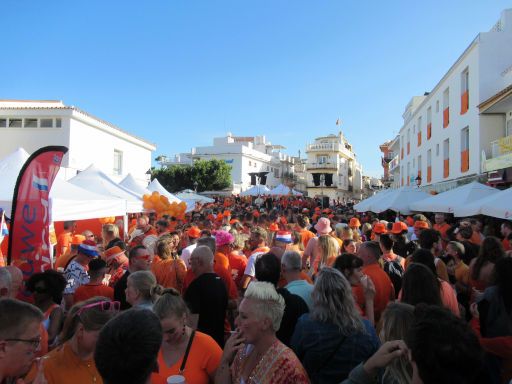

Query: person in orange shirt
[[74, 259, 114, 303], [31, 297, 119, 384], [151, 288, 222, 384], [296, 215, 315, 248], [55, 221, 76, 259], [55, 234, 85, 270], [355, 241, 394, 322], [151, 234, 187, 293], [501, 221, 512, 251], [433, 213, 452, 249], [103, 245, 128, 288]]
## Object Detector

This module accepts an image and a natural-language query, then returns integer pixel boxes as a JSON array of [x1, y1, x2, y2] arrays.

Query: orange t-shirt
[[503, 238, 511, 251], [354, 263, 394, 322], [151, 331, 222, 384], [215, 252, 230, 271], [34, 342, 103, 384], [73, 283, 114, 303], [228, 251, 248, 289], [299, 229, 315, 248], [56, 232, 73, 259], [151, 258, 187, 293]]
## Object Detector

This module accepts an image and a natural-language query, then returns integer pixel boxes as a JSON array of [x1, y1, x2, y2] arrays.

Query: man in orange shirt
[[74, 258, 113, 303], [433, 213, 451, 249], [55, 221, 75, 259], [55, 234, 85, 270], [297, 215, 315, 248], [355, 241, 394, 322]]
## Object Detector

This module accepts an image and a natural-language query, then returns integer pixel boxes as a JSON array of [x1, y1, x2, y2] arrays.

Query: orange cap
[[187, 226, 201, 238], [104, 246, 125, 261], [269, 223, 279, 232], [70, 234, 86, 245], [373, 222, 387, 234], [349, 217, 361, 228], [414, 220, 429, 230], [391, 221, 408, 234]]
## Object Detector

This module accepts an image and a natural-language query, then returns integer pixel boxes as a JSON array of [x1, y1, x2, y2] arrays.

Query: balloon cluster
[[142, 191, 187, 219], [99, 217, 116, 224]]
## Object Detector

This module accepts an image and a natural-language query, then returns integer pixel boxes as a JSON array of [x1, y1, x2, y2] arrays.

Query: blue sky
[[2, 1, 510, 177]]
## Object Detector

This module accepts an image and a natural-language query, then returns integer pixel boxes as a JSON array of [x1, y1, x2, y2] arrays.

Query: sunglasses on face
[[76, 300, 120, 317], [4, 336, 41, 350]]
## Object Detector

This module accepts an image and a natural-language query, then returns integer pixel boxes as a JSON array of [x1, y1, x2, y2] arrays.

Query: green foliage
[[151, 159, 232, 193]]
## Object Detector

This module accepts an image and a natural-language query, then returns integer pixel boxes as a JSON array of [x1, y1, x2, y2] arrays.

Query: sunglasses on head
[[76, 300, 120, 317]]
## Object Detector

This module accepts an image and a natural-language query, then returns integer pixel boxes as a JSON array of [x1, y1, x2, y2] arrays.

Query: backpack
[[383, 256, 404, 299]]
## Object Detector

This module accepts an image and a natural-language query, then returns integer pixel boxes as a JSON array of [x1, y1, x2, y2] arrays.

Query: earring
[[181, 325, 186, 337]]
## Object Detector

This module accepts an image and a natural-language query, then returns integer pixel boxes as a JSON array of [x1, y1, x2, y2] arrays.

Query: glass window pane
[[0, 119, 6, 128], [9, 119, 22, 127], [40, 119, 53, 128], [24, 119, 37, 128], [55, 118, 62, 128]]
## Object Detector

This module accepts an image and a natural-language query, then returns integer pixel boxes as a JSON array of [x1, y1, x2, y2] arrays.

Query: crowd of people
[[0, 194, 511, 384]]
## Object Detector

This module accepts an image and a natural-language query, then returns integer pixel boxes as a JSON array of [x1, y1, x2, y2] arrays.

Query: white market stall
[[454, 187, 512, 219], [0, 148, 128, 220], [68, 165, 143, 213], [353, 189, 393, 212], [240, 185, 271, 197], [176, 189, 215, 204], [119, 173, 151, 197], [409, 182, 499, 214], [270, 184, 303, 196], [147, 179, 182, 203], [370, 187, 430, 214]]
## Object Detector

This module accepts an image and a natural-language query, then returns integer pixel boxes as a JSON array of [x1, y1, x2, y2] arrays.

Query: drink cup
[[167, 375, 186, 384]]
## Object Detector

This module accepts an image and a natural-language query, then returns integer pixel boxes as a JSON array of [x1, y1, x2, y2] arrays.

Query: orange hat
[[269, 223, 279, 232], [223, 210, 231, 217], [414, 220, 429, 230], [314, 207, 321, 212], [349, 217, 361, 228], [391, 221, 408, 234], [71, 234, 86, 245], [216, 213, 224, 222], [104, 246, 125, 262], [229, 219, 239, 225], [373, 222, 387, 234], [187, 226, 201, 238]]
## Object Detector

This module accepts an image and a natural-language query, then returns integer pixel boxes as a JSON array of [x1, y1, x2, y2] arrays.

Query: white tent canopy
[[147, 179, 182, 203], [69, 165, 143, 213], [119, 174, 150, 197], [454, 187, 512, 219], [370, 187, 430, 214], [51, 178, 127, 221], [353, 189, 393, 212], [270, 184, 303, 196], [176, 189, 215, 204], [0, 148, 130, 220], [410, 182, 499, 214], [240, 185, 271, 197]]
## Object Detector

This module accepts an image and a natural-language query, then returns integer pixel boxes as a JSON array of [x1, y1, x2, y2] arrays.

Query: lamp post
[[320, 174, 326, 208], [193, 181, 198, 193], [415, 175, 422, 187], [145, 169, 152, 186]]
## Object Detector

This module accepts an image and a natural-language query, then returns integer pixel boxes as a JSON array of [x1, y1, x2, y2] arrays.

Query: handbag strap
[[179, 330, 196, 374]]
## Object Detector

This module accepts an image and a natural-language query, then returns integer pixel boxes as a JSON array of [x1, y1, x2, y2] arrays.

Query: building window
[[113, 150, 123, 176], [417, 155, 422, 183], [249, 161, 252, 166], [318, 155, 328, 164], [40, 118, 53, 128], [443, 88, 450, 128], [0, 119, 7, 128], [436, 100, 440, 113], [9, 119, 22, 128], [506, 117, 512, 137], [427, 107, 432, 140], [461, 127, 469, 172], [427, 150, 432, 183], [24, 119, 38, 128], [443, 139, 450, 178], [56, 118, 62, 128], [417, 116, 422, 146], [461, 68, 469, 115]]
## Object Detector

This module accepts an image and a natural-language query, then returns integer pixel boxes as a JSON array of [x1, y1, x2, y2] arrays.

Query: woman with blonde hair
[[315, 235, 339, 272], [216, 281, 309, 383], [125, 270, 160, 310], [151, 288, 222, 384], [291, 267, 379, 382]]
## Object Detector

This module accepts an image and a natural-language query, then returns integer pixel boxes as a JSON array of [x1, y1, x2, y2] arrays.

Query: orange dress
[[151, 331, 222, 384]]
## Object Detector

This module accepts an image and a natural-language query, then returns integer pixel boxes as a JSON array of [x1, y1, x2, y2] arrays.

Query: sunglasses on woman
[[76, 300, 120, 317]]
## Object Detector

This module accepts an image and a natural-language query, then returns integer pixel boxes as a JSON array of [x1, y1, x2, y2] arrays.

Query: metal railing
[[306, 162, 337, 170]]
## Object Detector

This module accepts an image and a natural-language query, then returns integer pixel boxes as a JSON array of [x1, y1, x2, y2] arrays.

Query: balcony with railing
[[306, 142, 354, 158], [486, 134, 512, 172], [306, 162, 338, 171], [389, 155, 400, 171], [383, 151, 396, 162]]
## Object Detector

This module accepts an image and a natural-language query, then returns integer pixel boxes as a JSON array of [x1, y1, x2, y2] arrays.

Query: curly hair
[[26, 270, 67, 304]]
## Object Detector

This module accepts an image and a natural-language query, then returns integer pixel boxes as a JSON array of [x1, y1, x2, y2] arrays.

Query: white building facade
[[159, 133, 301, 194], [305, 132, 363, 201], [395, 9, 512, 192], [0, 100, 156, 184]]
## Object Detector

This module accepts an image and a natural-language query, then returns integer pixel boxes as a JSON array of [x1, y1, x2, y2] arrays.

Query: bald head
[[190, 245, 214, 275], [5, 265, 23, 298]]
